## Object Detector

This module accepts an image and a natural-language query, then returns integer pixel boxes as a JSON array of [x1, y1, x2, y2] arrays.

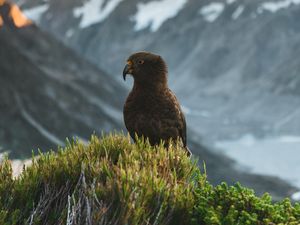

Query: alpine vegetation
[[0, 134, 299, 225]]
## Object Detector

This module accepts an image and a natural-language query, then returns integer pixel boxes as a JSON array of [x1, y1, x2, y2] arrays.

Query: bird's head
[[123, 52, 168, 87]]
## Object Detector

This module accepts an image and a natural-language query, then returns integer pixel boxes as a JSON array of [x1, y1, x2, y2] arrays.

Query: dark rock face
[[0, 26, 126, 158]]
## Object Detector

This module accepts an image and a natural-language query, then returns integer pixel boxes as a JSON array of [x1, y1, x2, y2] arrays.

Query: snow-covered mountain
[[14, 0, 300, 143]]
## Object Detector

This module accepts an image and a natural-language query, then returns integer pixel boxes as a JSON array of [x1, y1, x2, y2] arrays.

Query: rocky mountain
[[0, 24, 126, 158], [14, 0, 300, 143]]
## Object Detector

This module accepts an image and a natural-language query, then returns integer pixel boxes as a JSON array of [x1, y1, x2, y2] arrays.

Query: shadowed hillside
[[0, 25, 126, 158]]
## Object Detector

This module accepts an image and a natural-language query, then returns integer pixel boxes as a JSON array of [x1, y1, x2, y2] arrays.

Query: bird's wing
[[169, 90, 187, 147], [152, 89, 187, 147], [179, 108, 187, 147]]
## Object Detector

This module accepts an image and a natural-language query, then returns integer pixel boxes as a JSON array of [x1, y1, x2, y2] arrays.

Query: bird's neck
[[132, 70, 168, 93], [132, 80, 168, 94]]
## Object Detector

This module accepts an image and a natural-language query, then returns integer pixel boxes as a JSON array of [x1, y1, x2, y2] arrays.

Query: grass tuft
[[0, 134, 299, 225]]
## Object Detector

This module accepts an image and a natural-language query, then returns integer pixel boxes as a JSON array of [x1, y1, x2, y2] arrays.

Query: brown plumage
[[122, 52, 191, 156]]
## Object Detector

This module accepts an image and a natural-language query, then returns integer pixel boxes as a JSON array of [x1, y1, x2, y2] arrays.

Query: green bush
[[0, 134, 299, 225]]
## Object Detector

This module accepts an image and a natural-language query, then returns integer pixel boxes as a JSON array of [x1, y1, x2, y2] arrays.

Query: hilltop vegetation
[[0, 134, 299, 225]]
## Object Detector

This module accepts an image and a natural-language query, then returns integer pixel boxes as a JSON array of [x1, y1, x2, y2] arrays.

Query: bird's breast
[[125, 92, 161, 112]]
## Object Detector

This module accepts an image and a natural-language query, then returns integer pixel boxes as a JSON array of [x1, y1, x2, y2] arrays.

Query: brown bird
[[122, 52, 191, 156]]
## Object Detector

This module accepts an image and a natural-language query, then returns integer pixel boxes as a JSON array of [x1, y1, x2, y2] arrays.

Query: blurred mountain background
[[1, 0, 300, 200]]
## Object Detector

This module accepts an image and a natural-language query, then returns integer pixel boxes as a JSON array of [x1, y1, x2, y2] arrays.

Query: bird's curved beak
[[123, 64, 129, 81], [123, 61, 133, 81]]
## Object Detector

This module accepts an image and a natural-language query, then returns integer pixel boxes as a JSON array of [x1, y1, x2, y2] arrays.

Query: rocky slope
[[0, 24, 126, 158]]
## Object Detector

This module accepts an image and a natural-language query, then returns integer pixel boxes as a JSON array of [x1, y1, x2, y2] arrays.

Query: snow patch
[[232, 5, 244, 19], [74, 0, 124, 28], [259, 0, 300, 13], [0, 153, 32, 178], [279, 136, 300, 143], [292, 191, 300, 201], [226, 0, 236, 4], [65, 29, 74, 38], [23, 4, 49, 22], [199, 2, 225, 22], [215, 134, 300, 188], [11, 159, 32, 177], [131, 0, 188, 32]]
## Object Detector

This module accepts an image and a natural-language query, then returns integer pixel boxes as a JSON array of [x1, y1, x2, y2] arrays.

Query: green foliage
[[0, 134, 299, 225]]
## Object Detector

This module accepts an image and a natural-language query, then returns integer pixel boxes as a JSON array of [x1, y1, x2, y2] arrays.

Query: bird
[[122, 51, 191, 156]]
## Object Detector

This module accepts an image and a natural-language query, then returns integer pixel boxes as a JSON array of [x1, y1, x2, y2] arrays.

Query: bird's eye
[[138, 60, 144, 64]]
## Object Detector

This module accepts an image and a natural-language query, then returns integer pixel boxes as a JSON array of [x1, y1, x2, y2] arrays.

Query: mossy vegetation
[[0, 134, 299, 225]]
